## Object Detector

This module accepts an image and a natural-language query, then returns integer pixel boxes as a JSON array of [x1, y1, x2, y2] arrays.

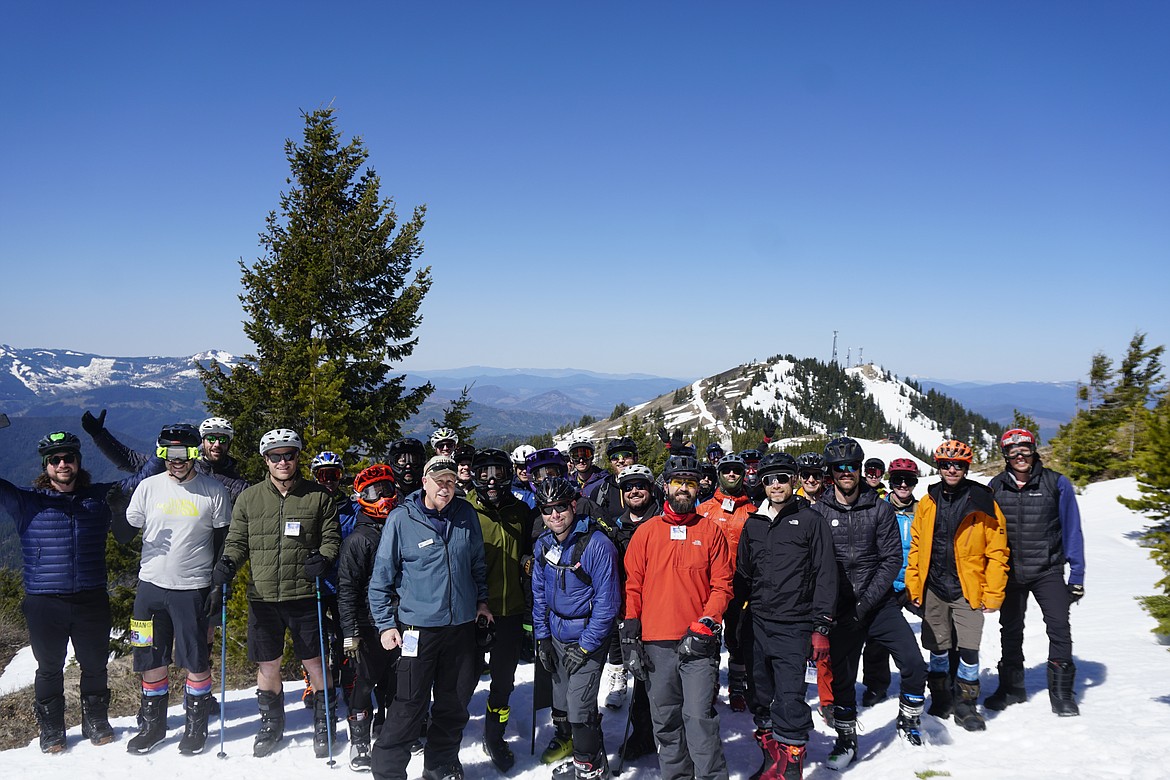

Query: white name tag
[[418, 538, 434, 548], [722, 498, 735, 512], [670, 525, 687, 541], [402, 629, 420, 658], [284, 521, 301, 536], [544, 546, 562, 564], [805, 660, 818, 684]]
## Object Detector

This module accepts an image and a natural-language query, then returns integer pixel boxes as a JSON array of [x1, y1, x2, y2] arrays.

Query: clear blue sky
[[2, 2, 1167, 384]]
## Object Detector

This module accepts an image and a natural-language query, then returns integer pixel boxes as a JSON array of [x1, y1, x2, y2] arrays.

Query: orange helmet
[[354, 464, 398, 519], [934, 440, 973, 464]]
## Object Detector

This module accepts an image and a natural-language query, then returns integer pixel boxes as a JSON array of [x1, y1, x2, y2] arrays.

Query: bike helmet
[[1000, 428, 1036, 454], [525, 448, 568, 481], [567, 438, 595, 462], [864, 457, 885, 473], [706, 443, 725, 457], [617, 463, 655, 488], [796, 452, 826, 472], [453, 443, 475, 464], [472, 448, 514, 492], [388, 437, 426, 483], [887, 458, 920, 477], [511, 444, 536, 466], [38, 431, 82, 460], [934, 440, 974, 464], [199, 417, 234, 440], [533, 476, 579, 507], [738, 449, 762, 464], [605, 436, 638, 459], [663, 454, 702, 481], [823, 437, 864, 466], [717, 453, 747, 472], [311, 451, 345, 472], [430, 427, 459, 449], [259, 428, 303, 455], [758, 452, 798, 477], [156, 424, 201, 461], [354, 464, 398, 519]]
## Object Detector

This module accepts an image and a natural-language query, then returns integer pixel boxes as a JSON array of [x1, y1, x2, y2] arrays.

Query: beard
[[668, 492, 696, 514]]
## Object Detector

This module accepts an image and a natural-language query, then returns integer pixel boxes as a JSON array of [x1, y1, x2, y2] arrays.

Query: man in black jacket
[[735, 453, 836, 780], [811, 438, 927, 771]]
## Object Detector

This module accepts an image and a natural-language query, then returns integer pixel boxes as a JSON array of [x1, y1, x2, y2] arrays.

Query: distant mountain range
[[914, 379, 1077, 442]]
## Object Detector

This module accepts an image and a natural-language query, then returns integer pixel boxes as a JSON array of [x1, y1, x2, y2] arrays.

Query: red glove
[[810, 631, 830, 663]]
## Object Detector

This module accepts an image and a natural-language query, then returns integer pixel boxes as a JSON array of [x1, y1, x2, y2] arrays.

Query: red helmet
[[1000, 428, 1036, 454], [354, 464, 398, 519], [934, 440, 974, 464], [887, 458, 920, 477]]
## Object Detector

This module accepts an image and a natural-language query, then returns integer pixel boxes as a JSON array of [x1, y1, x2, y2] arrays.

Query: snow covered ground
[[6, 477, 1170, 778]]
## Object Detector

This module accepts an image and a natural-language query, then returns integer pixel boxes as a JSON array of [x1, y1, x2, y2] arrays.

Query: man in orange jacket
[[621, 455, 734, 780]]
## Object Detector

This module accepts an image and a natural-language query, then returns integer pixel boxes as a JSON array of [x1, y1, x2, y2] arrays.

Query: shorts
[[921, 589, 984, 652], [132, 581, 211, 673], [247, 598, 322, 663]]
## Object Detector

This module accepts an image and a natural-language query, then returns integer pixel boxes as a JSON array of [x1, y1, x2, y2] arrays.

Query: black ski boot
[[895, 693, 925, 746], [313, 689, 336, 759], [729, 662, 749, 712], [178, 691, 212, 754], [952, 679, 986, 731], [34, 696, 67, 754], [825, 706, 857, 772], [985, 662, 1026, 711], [926, 672, 953, 719], [348, 711, 372, 771], [572, 750, 611, 779], [483, 704, 515, 771], [127, 691, 169, 754], [254, 688, 285, 757], [1047, 660, 1080, 716], [80, 689, 115, 746], [421, 764, 464, 780]]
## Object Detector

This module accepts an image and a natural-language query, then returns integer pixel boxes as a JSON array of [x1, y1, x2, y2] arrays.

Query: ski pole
[[612, 692, 635, 776], [217, 583, 228, 759], [315, 575, 336, 767]]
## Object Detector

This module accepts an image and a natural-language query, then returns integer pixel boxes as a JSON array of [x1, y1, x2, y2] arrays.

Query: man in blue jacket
[[368, 456, 492, 780], [531, 477, 620, 780]]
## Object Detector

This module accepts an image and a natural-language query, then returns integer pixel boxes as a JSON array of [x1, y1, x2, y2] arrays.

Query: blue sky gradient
[[2, 2, 1166, 383]]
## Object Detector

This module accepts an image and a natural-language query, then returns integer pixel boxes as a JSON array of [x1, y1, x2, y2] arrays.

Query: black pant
[[830, 599, 926, 709], [750, 617, 814, 746], [487, 614, 524, 710], [861, 640, 891, 694], [999, 569, 1073, 665], [371, 622, 477, 779], [349, 626, 398, 716], [23, 589, 111, 701]]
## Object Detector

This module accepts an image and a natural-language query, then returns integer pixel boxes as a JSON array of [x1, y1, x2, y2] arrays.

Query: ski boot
[[895, 693, 925, 746], [728, 662, 749, 712], [127, 691, 169, 754], [178, 690, 213, 754], [34, 696, 67, 754], [926, 672, 953, 719], [573, 750, 611, 779], [253, 689, 285, 757], [861, 686, 888, 707], [985, 661, 1026, 711], [1047, 660, 1080, 716], [542, 708, 574, 764], [421, 764, 464, 780], [313, 689, 337, 759], [953, 679, 986, 732], [483, 704, 515, 772], [603, 663, 627, 710], [756, 733, 806, 780], [80, 689, 115, 746], [825, 706, 857, 772], [348, 711, 372, 772]]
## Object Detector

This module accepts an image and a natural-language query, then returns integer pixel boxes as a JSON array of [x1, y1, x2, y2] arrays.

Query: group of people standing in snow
[[0, 411, 1084, 780]]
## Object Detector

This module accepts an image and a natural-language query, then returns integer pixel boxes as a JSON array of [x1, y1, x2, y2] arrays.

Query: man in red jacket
[[621, 455, 734, 780]]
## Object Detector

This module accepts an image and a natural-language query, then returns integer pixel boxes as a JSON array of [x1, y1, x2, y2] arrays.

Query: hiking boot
[[985, 661, 1026, 711], [603, 663, 628, 710], [926, 672, 953, 719], [254, 689, 285, 757], [34, 696, 67, 754], [483, 704, 515, 772], [80, 689, 115, 746], [953, 679, 986, 732], [127, 691, 169, 754], [178, 691, 212, 754], [1047, 660, 1080, 717]]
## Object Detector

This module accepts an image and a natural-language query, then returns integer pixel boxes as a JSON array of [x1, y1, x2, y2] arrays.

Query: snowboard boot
[[926, 672, 953, 719], [254, 688, 285, 758], [348, 711, 372, 772], [313, 689, 337, 759], [1047, 660, 1080, 716], [483, 704, 515, 772], [603, 663, 628, 710], [985, 661, 1026, 711], [952, 679, 986, 732], [765, 739, 806, 780], [127, 691, 169, 754], [729, 662, 749, 712], [541, 708, 574, 764], [178, 691, 212, 755], [895, 693, 925, 746], [80, 689, 115, 746], [825, 707, 857, 772], [34, 696, 67, 754], [572, 750, 611, 779], [749, 728, 773, 780]]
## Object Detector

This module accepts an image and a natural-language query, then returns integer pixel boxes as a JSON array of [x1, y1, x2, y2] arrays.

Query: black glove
[[204, 584, 227, 618], [619, 619, 650, 682], [520, 554, 535, 578], [537, 638, 557, 673], [763, 420, 776, 440], [669, 430, 685, 452], [210, 556, 236, 588], [1068, 583, 1085, 604], [678, 617, 722, 659], [563, 643, 589, 676], [657, 427, 670, 445], [81, 409, 107, 436], [894, 588, 911, 609], [304, 551, 330, 580]]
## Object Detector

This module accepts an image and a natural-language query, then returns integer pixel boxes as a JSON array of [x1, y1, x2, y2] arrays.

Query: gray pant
[[551, 636, 605, 723], [644, 641, 729, 780]]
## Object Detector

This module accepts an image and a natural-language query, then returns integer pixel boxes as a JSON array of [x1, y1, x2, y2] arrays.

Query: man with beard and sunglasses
[[810, 438, 927, 770], [622, 455, 734, 780], [0, 430, 158, 753], [466, 448, 534, 772]]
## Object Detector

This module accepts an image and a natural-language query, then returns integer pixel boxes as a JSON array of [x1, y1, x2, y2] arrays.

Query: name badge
[[670, 525, 687, 541], [418, 538, 434, 548], [284, 521, 301, 536], [805, 660, 818, 684], [544, 546, 562, 564], [402, 629, 420, 658], [722, 498, 735, 512]]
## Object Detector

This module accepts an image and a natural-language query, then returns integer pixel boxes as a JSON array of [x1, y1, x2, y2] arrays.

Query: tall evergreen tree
[[430, 384, 479, 448], [200, 109, 432, 479]]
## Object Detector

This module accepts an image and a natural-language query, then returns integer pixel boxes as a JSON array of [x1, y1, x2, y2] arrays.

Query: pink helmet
[[887, 458, 920, 477], [1000, 428, 1036, 454]]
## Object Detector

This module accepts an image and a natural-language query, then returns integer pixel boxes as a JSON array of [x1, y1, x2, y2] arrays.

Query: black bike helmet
[[605, 436, 638, 459], [758, 452, 798, 477], [158, 423, 201, 449], [471, 448, 514, 492], [38, 431, 81, 458], [823, 437, 865, 466], [796, 452, 825, 471], [533, 476, 579, 507], [663, 454, 702, 480]]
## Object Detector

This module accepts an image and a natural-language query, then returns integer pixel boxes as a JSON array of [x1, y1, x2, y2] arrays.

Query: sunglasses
[[864, 468, 884, 478], [266, 451, 298, 463], [609, 451, 634, 462], [762, 473, 793, 486], [539, 502, 573, 516], [203, 434, 230, 444], [937, 460, 969, 472], [668, 478, 699, 491], [433, 441, 456, 452], [47, 453, 78, 466], [621, 480, 651, 493], [832, 463, 859, 473], [889, 476, 918, 488], [799, 471, 823, 481]]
